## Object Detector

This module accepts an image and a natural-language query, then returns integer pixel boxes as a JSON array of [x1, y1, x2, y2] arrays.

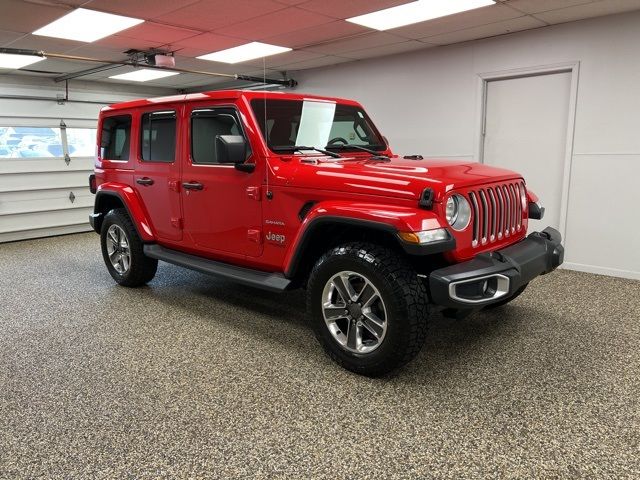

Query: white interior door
[[482, 71, 571, 233]]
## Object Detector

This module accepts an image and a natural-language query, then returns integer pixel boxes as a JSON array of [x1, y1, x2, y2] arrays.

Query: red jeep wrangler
[[89, 90, 563, 376]]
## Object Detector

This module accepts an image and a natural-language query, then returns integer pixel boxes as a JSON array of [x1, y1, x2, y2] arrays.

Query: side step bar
[[143, 244, 291, 293]]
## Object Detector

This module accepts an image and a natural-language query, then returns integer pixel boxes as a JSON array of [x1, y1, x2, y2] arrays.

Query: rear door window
[[140, 111, 177, 162]]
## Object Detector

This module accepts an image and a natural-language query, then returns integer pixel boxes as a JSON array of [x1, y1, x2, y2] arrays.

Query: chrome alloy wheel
[[106, 224, 131, 275], [321, 271, 388, 354]]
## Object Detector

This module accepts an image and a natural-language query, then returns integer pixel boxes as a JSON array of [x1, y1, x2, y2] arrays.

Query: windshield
[[251, 99, 386, 153]]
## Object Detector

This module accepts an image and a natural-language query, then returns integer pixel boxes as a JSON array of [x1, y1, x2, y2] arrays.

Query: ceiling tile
[[94, 34, 160, 51], [170, 56, 272, 74], [184, 77, 244, 91], [43, 0, 90, 5], [153, 0, 286, 30], [213, 7, 334, 40], [78, 64, 137, 79], [263, 20, 369, 48], [259, 49, 325, 68], [389, 2, 522, 39], [24, 58, 91, 74], [304, 31, 407, 55], [341, 39, 433, 59], [297, 0, 412, 20], [181, 78, 229, 88], [116, 22, 201, 44], [274, 0, 307, 4], [3, 33, 85, 53], [0, 0, 71, 33], [533, 0, 640, 24], [143, 73, 201, 87], [170, 33, 247, 57], [83, 0, 201, 19], [498, 0, 597, 14], [63, 45, 131, 61], [423, 15, 546, 44], [0, 30, 25, 45], [284, 55, 354, 70]]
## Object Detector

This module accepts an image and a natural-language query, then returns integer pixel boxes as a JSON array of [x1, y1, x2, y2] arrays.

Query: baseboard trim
[[561, 262, 640, 281]]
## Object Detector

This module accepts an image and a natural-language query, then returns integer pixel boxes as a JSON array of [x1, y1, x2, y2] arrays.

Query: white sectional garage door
[[0, 99, 102, 243]]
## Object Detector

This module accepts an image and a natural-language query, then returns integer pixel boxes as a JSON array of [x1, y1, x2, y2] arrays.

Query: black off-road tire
[[306, 242, 429, 377], [100, 208, 158, 287], [484, 283, 529, 309]]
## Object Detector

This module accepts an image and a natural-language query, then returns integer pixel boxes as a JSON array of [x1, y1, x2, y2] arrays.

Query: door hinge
[[247, 228, 262, 243], [246, 186, 261, 201], [171, 217, 183, 229]]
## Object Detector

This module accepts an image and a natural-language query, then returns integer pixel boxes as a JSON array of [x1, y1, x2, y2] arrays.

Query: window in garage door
[[66, 128, 97, 157], [0, 126, 62, 158]]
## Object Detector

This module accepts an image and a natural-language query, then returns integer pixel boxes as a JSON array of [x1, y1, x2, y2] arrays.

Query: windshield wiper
[[271, 145, 341, 158], [326, 144, 389, 159]]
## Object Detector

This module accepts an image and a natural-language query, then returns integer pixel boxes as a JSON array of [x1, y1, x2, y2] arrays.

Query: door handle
[[182, 181, 203, 191], [136, 177, 154, 186]]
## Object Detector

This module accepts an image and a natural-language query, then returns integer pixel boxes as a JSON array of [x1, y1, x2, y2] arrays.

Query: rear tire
[[307, 242, 429, 376], [100, 208, 157, 287]]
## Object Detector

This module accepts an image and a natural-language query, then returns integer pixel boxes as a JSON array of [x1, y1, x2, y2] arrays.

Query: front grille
[[468, 181, 526, 247]]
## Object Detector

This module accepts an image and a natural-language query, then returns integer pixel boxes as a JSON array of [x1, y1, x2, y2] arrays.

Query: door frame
[[473, 61, 580, 241]]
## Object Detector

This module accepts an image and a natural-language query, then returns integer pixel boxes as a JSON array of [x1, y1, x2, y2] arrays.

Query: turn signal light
[[399, 228, 448, 244]]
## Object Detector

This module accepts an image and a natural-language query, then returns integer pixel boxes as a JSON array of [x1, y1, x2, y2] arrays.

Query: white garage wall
[[0, 75, 174, 243], [292, 11, 640, 280]]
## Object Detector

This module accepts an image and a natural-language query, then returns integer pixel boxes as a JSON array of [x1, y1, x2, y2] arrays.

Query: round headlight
[[445, 196, 457, 224], [446, 194, 471, 231]]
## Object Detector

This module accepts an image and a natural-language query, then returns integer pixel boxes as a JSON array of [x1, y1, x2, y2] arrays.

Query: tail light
[[89, 174, 96, 194]]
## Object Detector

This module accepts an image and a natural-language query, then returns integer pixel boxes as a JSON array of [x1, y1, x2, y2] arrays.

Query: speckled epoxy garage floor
[[0, 233, 639, 478]]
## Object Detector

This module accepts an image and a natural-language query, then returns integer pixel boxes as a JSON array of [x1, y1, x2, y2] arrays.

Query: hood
[[278, 154, 523, 202]]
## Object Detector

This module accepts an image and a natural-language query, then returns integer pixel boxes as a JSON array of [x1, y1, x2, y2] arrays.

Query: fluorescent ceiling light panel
[[33, 8, 143, 42], [347, 0, 496, 31], [197, 42, 291, 64], [109, 69, 180, 82], [0, 53, 45, 69]]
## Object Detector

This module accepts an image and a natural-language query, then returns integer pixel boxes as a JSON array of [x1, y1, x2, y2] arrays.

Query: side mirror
[[216, 135, 255, 173], [216, 135, 246, 163]]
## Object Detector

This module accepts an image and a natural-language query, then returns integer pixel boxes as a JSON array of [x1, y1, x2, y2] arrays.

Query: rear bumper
[[89, 212, 102, 233], [429, 227, 564, 308]]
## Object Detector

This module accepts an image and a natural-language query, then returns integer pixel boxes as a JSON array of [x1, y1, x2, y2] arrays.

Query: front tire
[[307, 243, 429, 376], [100, 208, 157, 287]]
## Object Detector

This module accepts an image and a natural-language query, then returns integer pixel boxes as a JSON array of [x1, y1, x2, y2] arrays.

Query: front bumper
[[429, 227, 564, 308]]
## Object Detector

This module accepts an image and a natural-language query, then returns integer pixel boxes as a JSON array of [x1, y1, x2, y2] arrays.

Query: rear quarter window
[[100, 115, 132, 161]]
